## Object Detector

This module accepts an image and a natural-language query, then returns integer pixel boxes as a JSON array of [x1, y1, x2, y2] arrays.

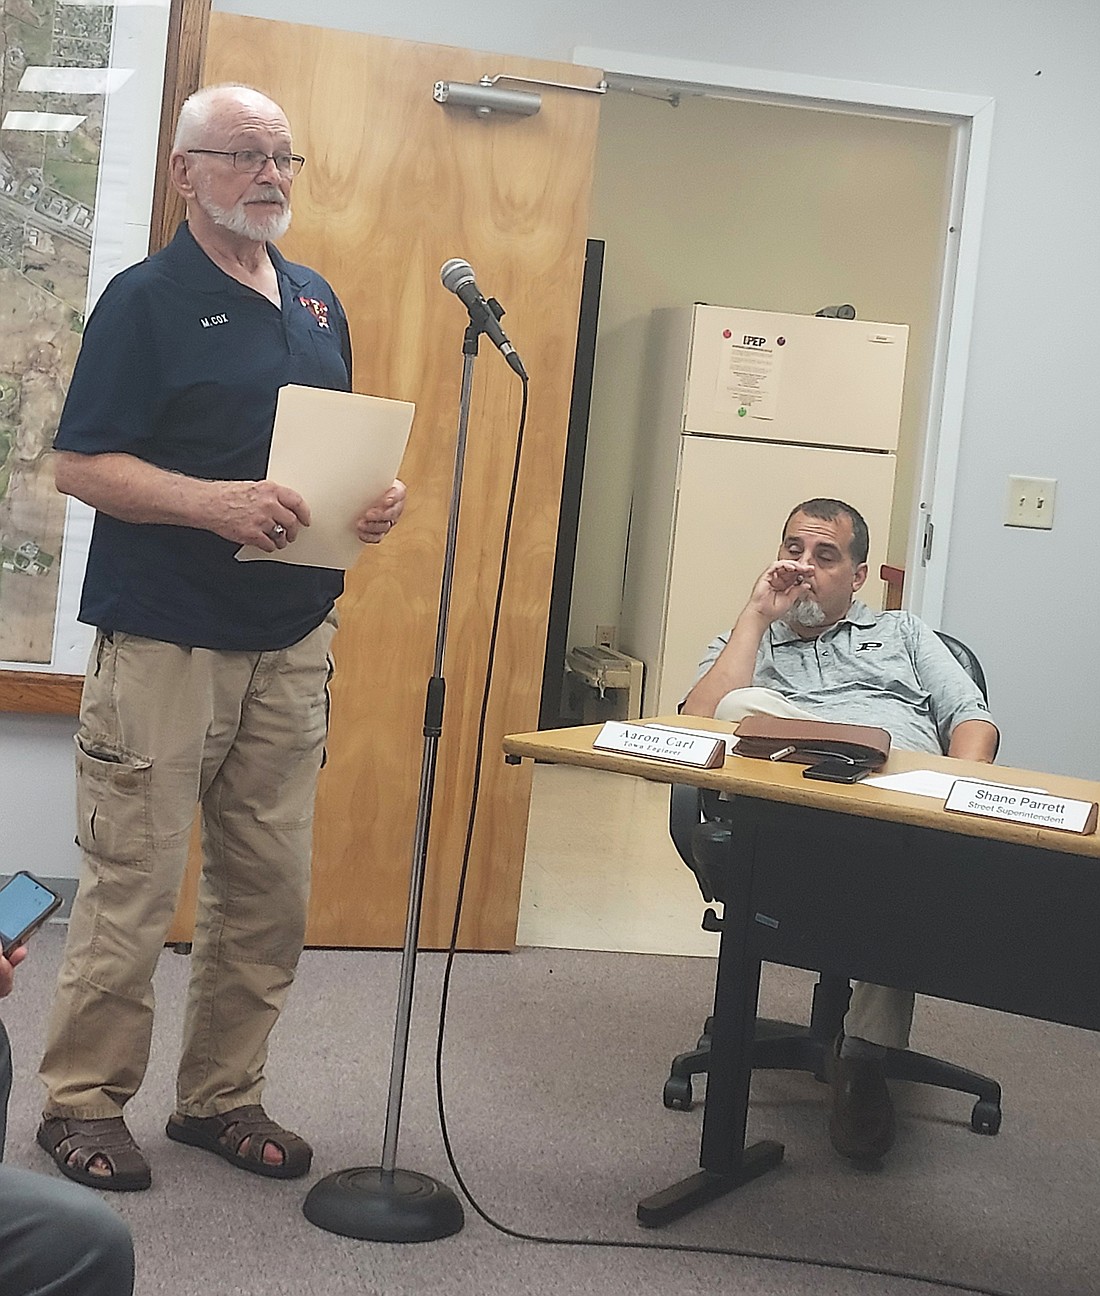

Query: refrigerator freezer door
[[683, 305, 908, 450], [651, 436, 897, 716]]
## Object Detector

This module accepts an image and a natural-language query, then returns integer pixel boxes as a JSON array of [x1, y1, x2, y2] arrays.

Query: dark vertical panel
[[538, 238, 604, 729]]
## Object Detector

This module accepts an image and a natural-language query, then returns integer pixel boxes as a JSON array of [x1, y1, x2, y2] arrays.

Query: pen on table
[[769, 746, 796, 761]]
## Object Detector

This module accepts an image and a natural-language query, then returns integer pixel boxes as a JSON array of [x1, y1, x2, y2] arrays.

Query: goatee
[[199, 186, 291, 242], [785, 596, 827, 630]]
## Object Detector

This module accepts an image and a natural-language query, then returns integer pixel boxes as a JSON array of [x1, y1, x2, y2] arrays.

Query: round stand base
[[303, 1167, 465, 1242]]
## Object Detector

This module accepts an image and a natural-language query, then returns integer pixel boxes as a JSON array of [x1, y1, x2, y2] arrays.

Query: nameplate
[[944, 779, 1098, 835], [593, 722, 726, 768]]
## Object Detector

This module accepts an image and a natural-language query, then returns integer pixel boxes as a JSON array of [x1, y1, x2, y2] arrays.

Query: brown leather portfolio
[[733, 715, 891, 769]]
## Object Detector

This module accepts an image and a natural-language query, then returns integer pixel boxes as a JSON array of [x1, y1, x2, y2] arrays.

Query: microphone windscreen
[[441, 258, 475, 294]]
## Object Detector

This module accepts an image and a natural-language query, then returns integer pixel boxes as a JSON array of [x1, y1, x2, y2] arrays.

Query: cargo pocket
[[74, 734, 154, 869]]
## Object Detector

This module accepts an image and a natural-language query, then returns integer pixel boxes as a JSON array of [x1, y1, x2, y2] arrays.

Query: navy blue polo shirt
[[54, 223, 352, 650]]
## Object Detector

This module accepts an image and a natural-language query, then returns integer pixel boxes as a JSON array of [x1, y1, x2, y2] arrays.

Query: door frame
[[575, 46, 995, 627]]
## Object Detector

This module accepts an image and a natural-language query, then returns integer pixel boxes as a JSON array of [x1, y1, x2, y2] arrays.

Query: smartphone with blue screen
[[0, 871, 63, 957]]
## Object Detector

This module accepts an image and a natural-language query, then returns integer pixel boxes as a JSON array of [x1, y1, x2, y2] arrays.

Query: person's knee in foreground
[[2, 951, 134, 1295], [35, 82, 406, 1193], [682, 497, 999, 1164], [0, 1164, 135, 1296]]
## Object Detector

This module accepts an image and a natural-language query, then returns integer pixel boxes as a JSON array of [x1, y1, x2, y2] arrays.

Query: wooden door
[[168, 15, 602, 948]]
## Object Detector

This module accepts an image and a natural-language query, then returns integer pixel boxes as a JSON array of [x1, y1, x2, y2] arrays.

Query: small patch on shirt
[[299, 296, 330, 328], [855, 641, 884, 652], [200, 313, 228, 328]]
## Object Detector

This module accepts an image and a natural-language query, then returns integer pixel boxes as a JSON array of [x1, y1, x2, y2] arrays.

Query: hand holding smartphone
[[0, 871, 63, 958]]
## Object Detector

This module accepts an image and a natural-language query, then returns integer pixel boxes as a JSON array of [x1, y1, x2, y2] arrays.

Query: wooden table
[[503, 718, 1100, 1225]]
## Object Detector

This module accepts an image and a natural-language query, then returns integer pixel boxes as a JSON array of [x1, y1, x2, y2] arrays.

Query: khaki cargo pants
[[40, 616, 336, 1120]]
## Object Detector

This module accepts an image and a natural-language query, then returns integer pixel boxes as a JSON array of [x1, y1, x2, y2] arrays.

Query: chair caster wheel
[[971, 1100, 1001, 1135], [663, 1076, 694, 1111]]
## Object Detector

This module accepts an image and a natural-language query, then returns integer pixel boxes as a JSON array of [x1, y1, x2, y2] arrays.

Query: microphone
[[440, 259, 526, 378]]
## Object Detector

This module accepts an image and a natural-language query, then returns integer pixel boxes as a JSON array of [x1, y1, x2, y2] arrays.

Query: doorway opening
[[563, 52, 993, 685]]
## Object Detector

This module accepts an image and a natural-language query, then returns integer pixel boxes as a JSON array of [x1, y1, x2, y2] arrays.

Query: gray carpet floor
[[3, 925, 1096, 1295]]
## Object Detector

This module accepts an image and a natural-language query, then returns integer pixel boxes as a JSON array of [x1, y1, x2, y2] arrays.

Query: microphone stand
[[303, 316, 490, 1242]]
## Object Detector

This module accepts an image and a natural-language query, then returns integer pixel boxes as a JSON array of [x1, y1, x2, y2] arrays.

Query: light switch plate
[[1005, 476, 1056, 529]]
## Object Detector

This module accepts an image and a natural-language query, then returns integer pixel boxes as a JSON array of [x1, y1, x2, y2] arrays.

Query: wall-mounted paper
[[236, 385, 414, 571]]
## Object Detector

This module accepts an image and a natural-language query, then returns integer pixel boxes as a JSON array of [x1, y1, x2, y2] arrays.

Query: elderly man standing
[[683, 497, 998, 1165], [37, 84, 405, 1191]]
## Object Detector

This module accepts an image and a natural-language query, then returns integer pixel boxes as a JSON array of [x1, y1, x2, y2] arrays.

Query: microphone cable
[[427, 370, 1025, 1296]]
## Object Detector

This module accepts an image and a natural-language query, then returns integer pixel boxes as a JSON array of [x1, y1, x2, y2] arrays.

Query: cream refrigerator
[[621, 304, 909, 715]]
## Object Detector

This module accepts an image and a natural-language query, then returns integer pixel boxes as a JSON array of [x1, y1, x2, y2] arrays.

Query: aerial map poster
[[0, 0, 170, 674]]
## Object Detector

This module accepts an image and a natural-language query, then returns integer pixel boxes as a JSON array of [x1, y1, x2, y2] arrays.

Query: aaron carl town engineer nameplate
[[593, 722, 726, 769]]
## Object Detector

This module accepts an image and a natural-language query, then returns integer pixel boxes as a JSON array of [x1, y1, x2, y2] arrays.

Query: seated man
[[1, 946, 134, 1296], [681, 497, 999, 1164]]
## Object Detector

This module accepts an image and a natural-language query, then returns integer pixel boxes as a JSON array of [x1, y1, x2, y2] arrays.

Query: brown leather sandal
[[36, 1115, 152, 1192], [165, 1103, 312, 1179]]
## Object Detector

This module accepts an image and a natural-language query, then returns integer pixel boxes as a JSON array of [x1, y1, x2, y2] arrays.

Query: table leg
[[637, 802, 783, 1226]]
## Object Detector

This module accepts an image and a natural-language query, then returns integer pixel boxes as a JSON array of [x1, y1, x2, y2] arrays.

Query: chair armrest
[[669, 783, 700, 869], [669, 782, 728, 904]]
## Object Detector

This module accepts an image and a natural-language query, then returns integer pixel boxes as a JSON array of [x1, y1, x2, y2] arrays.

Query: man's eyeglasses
[[187, 149, 306, 178]]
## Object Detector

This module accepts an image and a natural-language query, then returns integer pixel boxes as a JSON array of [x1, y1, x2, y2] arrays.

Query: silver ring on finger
[[271, 524, 286, 539]]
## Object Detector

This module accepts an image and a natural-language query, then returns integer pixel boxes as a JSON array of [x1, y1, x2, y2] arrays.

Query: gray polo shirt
[[695, 600, 996, 755]]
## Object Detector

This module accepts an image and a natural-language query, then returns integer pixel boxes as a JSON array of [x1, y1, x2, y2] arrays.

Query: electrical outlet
[[1005, 476, 1057, 530], [595, 624, 617, 650]]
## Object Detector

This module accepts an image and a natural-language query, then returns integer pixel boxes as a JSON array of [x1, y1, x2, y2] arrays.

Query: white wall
[[5, 0, 1093, 883], [0, 714, 80, 879]]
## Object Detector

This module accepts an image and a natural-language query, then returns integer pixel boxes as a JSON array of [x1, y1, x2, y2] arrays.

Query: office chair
[[663, 630, 1003, 1135]]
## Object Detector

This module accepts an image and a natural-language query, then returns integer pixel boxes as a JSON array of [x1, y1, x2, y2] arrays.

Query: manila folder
[[236, 384, 414, 571]]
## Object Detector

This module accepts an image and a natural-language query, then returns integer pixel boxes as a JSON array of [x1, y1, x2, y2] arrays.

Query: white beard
[[784, 595, 827, 630], [199, 185, 292, 242]]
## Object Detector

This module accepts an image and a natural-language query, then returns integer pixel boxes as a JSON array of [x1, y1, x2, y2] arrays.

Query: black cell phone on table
[[802, 759, 870, 784], [0, 870, 63, 957]]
